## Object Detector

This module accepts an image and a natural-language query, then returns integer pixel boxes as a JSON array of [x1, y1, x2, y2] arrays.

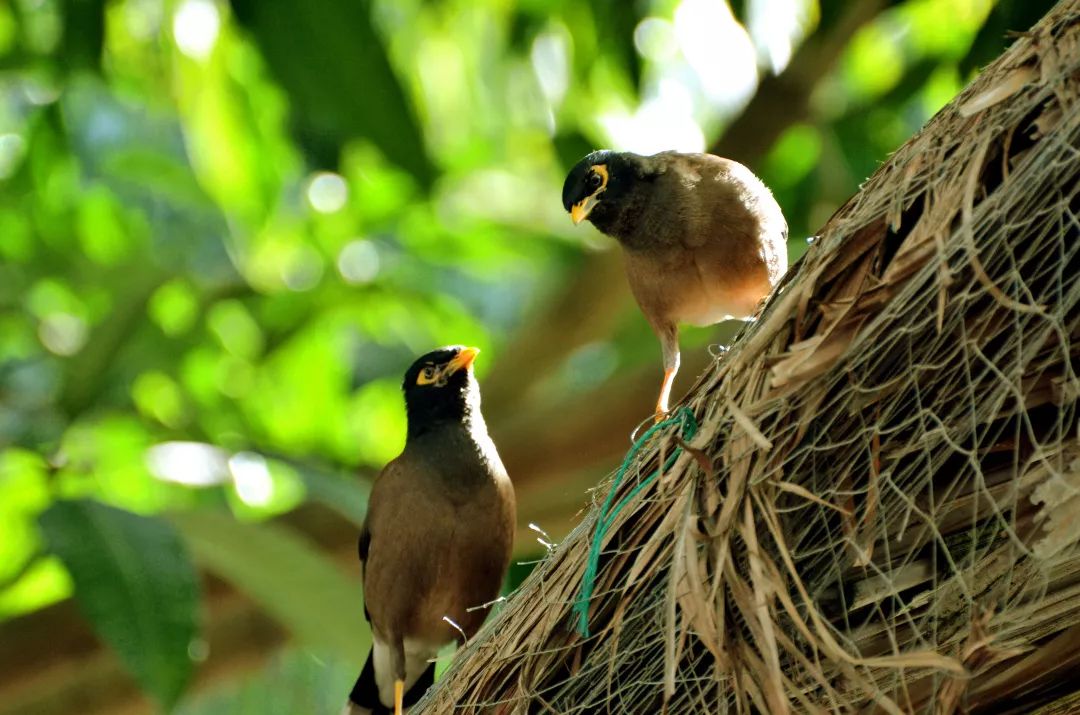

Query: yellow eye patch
[[416, 365, 440, 385], [593, 164, 609, 191], [571, 164, 609, 225]]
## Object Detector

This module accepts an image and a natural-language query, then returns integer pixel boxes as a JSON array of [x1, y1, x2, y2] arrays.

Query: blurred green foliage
[[0, 0, 1035, 711], [40, 499, 199, 709]]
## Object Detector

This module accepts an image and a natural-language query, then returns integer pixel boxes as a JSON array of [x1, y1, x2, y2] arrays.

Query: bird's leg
[[656, 327, 680, 423], [376, 637, 407, 714], [656, 368, 676, 421]]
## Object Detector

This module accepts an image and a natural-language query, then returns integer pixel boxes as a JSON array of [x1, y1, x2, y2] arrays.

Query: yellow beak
[[570, 194, 600, 225], [446, 346, 480, 374]]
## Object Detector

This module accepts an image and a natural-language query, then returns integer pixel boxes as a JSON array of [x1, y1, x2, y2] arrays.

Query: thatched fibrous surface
[[418, 1, 1080, 713]]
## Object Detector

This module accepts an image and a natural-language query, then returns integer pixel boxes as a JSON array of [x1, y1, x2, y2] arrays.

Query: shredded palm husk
[[418, 2, 1080, 712]]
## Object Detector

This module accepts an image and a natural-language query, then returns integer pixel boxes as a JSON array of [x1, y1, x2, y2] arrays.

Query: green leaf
[[169, 510, 369, 662], [38, 499, 199, 710], [229, 0, 434, 186]]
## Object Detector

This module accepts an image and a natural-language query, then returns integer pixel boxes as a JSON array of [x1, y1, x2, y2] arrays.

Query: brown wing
[[361, 451, 514, 644], [625, 153, 787, 328]]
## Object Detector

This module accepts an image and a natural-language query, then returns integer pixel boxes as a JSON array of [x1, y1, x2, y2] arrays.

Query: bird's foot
[[655, 366, 676, 424], [394, 680, 404, 715]]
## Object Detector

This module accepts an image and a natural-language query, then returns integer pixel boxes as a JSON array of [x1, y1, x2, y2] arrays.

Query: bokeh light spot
[[280, 244, 324, 292], [172, 0, 220, 61], [633, 18, 678, 61], [306, 172, 348, 214], [38, 313, 87, 356], [337, 240, 380, 285], [229, 452, 273, 506], [531, 27, 570, 107], [146, 441, 229, 486]]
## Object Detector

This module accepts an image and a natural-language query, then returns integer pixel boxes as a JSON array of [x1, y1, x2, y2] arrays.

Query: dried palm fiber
[[417, 2, 1080, 712]]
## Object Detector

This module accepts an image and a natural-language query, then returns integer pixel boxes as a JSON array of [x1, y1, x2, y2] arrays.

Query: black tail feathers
[[347, 649, 436, 713]]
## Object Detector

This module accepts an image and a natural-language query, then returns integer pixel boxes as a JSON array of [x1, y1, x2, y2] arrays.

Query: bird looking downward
[[563, 150, 788, 420], [345, 346, 515, 715]]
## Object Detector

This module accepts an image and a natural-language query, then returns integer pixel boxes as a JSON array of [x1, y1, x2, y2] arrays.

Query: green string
[[572, 406, 698, 637]]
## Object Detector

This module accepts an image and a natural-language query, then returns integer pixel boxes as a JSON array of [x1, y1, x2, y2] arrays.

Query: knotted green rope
[[572, 406, 699, 637]]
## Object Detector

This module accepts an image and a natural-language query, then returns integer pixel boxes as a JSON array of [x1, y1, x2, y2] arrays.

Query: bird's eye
[[588, 172, 602, 189], [422, 367, 436, 379], [417, 365, 439, 385]]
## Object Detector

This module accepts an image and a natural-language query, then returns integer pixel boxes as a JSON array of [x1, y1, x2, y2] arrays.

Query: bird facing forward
[[563, 150, 787, 420], [345, 346, 515, 715]]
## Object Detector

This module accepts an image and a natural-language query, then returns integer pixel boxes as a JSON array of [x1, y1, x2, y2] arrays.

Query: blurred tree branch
[[58, 268, 169, 420], [710, 0, 894, 164], [481, 250, 630, 416]]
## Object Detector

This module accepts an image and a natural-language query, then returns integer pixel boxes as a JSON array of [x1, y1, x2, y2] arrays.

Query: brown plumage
[[562, 150, 787, 419], [345, 346, 515, 715]]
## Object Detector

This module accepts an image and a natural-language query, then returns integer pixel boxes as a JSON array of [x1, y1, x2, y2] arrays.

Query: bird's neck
[[404, 384, 485, 442], [404, 415, 503, 489], [404, 396, 494, 449], [593, 185, 669, 251], [406, 408, 481, 441]]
